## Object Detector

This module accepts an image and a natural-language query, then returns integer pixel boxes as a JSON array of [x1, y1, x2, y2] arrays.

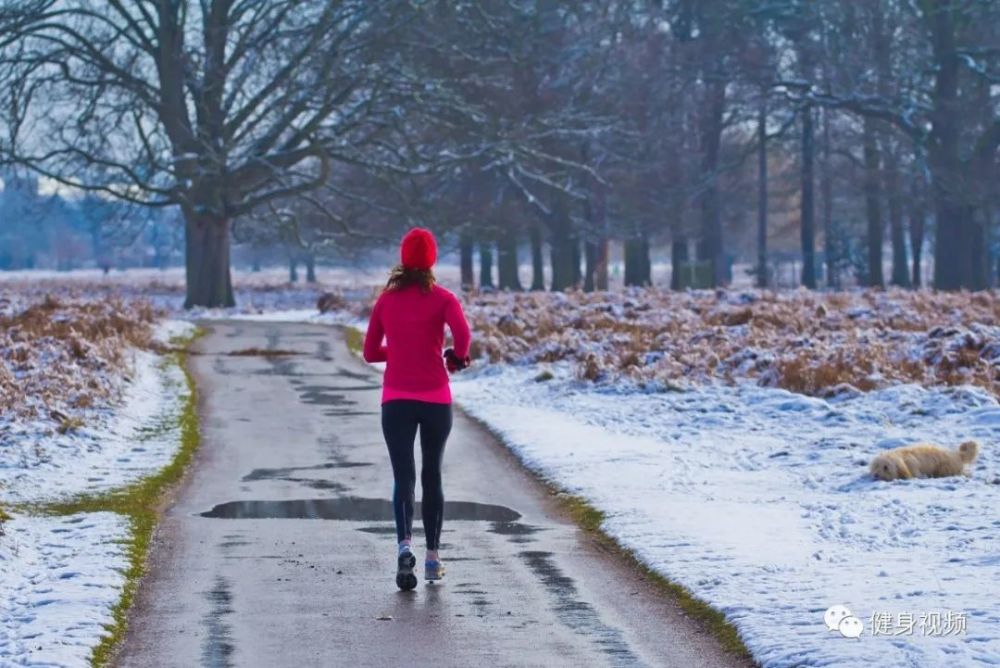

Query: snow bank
[[453, 368, 1000, 667], [0, 512, 129, 666], [0, 342, 189, 504]]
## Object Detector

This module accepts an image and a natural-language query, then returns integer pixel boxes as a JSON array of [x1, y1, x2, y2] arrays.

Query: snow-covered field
[[452, 365, 1000, 667], [0, 307, 193, 667], [0, 513, 129, 666]]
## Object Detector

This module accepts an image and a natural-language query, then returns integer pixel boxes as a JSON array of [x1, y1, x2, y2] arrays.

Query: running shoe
[[396, 546, 417, 591], [424, 559, 446, 581]]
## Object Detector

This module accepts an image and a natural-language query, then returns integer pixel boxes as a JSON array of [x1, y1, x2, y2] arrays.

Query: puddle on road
[[356, 525, 414, 534], [200, 497, 522, 523], [297, 385, 354, 407], [240, 462, 370, 493], [243, 462, 371, 481], [489, 521, 546, 536], [334, 366, 371, 381], [294, 384, 376, 416]]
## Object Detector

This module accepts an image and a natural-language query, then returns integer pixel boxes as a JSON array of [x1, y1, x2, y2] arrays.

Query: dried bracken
[[0, 294, 158, 420], [457, 288, 1000, 398]]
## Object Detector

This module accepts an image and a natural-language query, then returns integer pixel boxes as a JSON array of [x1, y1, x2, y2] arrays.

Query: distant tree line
[[0, 169, 181, 270], [1, 1, 997, 304]]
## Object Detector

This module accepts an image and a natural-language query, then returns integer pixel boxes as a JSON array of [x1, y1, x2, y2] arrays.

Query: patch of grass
[[22, 327, 205, 667], [342, 326, 364, 356], [553, 491, 753, 662]]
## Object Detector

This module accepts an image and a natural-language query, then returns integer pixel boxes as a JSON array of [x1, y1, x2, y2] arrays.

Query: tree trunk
[[594, 237, 609, 290], [698, 78, 727, 287], [971, 212, 988, 290], [820, 107, 837, 288], [928, 1, 973, 290], [757, 100, 769, 289], [479, 242, 494, 289], [583, 241, 597, 292], [670, 239, 687, 290], [862, 117, 884, 287], [625, 234, 651, 287], [800, 105, 817, 289], [305, 253, 317, 283], [497, 233, 522, 291], [908, 197, 926, 288], [570, 237, 582, 287], [184, 214, 235, 308], [933, 197, 974, 290], [884, 150, 909, 287], [289, 257, 298, 283], [586, 175, 609, 291], [548, 200, 576, 292], [459, 230, 475, 290], [529, 223, 545, 291]]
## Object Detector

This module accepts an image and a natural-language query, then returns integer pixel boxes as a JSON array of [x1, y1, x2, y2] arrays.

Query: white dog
[[869, 441, 979, 481]]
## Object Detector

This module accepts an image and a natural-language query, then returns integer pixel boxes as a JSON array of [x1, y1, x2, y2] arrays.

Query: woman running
[[363, 227, 472, 590]]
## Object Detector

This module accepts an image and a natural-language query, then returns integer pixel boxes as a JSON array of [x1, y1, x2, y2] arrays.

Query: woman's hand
[[444, 348, 471, 373]]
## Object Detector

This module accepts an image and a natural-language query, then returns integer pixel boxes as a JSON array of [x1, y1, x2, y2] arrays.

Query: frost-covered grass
[[0, 295, 157, 421], [462, 288, 1000, 399]]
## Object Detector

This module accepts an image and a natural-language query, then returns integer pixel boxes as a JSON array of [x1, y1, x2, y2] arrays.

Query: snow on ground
[[0, 314, 193, 667], [452, 365, 1000, 667], [0, 321, 193, 504], [0, 512, 129, 667]]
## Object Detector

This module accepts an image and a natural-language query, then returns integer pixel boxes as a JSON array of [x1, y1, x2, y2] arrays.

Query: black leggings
[[381, 400, 452, 551]]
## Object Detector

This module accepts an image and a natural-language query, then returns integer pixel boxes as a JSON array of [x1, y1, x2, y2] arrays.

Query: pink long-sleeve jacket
[[362, 284, 471, 404]]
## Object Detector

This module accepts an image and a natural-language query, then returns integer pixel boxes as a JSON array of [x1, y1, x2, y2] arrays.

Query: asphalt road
[[117, 321, 750, 668]]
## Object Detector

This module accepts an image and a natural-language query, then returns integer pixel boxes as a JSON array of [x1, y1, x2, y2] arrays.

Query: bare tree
[[1, 1, 415, 306], [803, 0, 1000, 290]]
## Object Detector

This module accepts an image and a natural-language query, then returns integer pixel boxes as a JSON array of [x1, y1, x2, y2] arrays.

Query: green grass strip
[[342, 324, 364, 356], [21, 327, 205, 667]]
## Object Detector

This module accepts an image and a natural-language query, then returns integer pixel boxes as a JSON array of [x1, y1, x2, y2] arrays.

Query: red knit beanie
[[400, 227, 437, 270]]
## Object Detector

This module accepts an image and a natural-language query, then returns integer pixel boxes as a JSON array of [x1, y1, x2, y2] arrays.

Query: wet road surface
[[117, 321, 751, 668]]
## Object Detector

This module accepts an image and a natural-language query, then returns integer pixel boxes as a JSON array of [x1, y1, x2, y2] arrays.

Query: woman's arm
[[362, 298, 388, 363], [444, 294, 471, 359]]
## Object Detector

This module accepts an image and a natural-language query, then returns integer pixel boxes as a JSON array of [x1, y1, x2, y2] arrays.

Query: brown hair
[[384, 264, 435, 293]]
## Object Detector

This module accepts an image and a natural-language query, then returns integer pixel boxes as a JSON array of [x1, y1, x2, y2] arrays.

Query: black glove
[[444, 348, 471, 373]]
